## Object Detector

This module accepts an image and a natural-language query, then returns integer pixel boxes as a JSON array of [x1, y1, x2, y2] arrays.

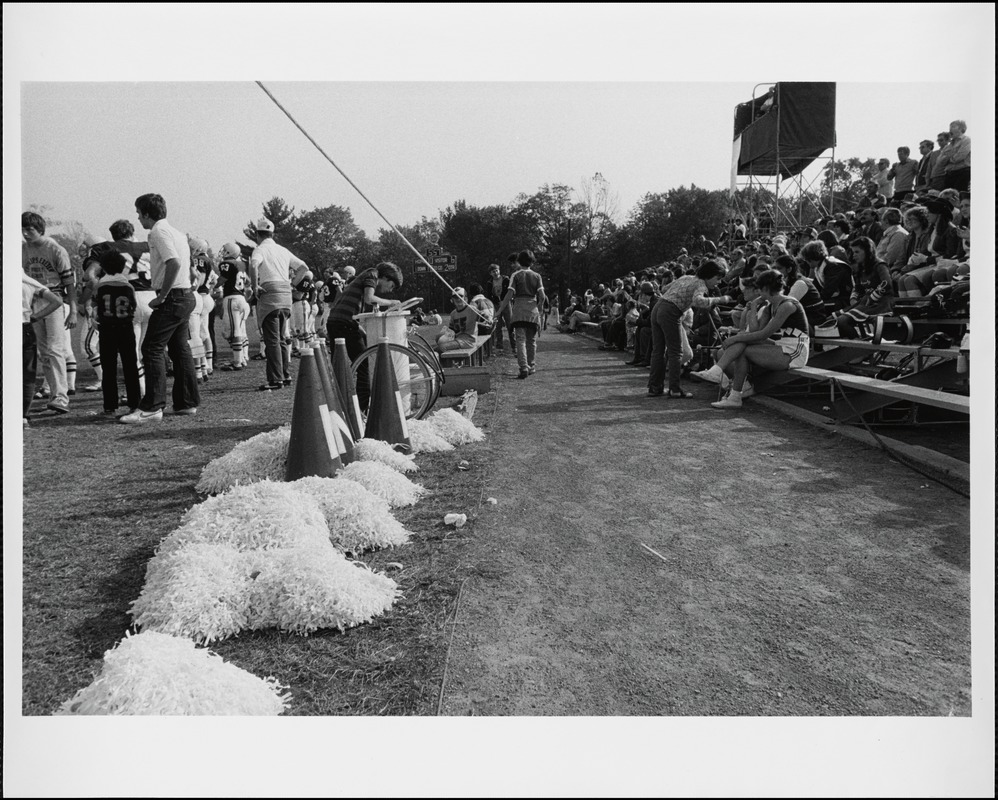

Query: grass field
[[21, 323, 495, 715]]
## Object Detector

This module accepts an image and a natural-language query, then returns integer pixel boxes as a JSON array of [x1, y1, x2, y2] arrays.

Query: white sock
[[729, 389, 743, 399]]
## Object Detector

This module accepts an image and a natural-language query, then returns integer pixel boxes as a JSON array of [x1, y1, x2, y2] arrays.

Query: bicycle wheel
[[350, 342, 437, 420], [406, 331, 444, 408]]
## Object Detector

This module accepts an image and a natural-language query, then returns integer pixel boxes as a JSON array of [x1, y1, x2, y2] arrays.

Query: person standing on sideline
[[496, 249, 546, 379], [94, 250, 141, 417], [483, 263, 511, 352], [325, 261, 403, 410], [119, 193, 200, 423], [21, 211, 78, 414], [22, 273, 66, 425], [646, 261, 730, 398], [248, 217, 311, 391], [217, 242, 251, 370]]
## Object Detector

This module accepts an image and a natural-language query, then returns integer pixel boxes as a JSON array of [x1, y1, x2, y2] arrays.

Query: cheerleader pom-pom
[[406, 418, 454, 453], [291, 476, 412, 554], [336, 461, 426, 508], [353, 438, 419, 473], [427, 407, 486, 445], [195, 426, 290, 495], [55, 631, 289, 715], [164, 480, 329, 554], [248, 548, 399, 635], [129, 544, 254, 644]]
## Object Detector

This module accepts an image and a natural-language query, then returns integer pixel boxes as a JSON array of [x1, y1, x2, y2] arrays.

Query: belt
[[155, 287, 193, 297]]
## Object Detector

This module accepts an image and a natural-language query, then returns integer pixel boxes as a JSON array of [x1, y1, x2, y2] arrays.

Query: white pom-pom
[[163, 480, 329, 554], [427, 407, 486, 445], [406, 418, 454, 453], [248, 548, 399, 635], [129, 544, 253, 644], [291, 476, 412, 554], [55, 632, 289, 715], [353, 438, 419, 473], [195, 426, 290, 494], [336, 461, 426, 507]]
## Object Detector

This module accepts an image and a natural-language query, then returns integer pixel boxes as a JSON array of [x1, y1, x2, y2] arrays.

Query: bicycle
[[348, 297, 444, 420]]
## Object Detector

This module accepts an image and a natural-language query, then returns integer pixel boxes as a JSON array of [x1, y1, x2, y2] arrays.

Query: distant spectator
[[857, 182, 887, 210], [625, 282, 657, 368], [913, 140, 937, 194], [936, 120, 971, 192], [887, 147, 918, 205], [800, 240, 853, 312], [874, 208, 909, 272], [928, 131, 952, 190], [856, 208, 884, 246], [874, 158, 895, 200]]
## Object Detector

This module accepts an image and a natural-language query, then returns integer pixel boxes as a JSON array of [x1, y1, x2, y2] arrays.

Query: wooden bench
[[782, 365, 969, 417], [810, 338, 961, 373], [577, 322, 603, 340], [438, 334, 493, 368]]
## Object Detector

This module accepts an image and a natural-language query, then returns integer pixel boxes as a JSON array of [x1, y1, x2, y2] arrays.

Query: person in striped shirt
[[646, 261, 731, 398]]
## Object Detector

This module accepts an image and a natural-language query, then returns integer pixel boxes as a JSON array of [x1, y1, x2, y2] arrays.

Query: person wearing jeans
[[247, 216, 310, 391], [495, 249, 546, 379], [120, 193, 200, 423], [646, 261, 729, 398]]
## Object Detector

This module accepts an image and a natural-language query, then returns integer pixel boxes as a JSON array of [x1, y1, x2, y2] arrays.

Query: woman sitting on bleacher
[[706, 269, 810, 410], [800, 241, 853, 312], [773, 255, 827, 334], [830, 236, 894, 339], [893, 206, 933, 294], [897, 197, 962, 298]]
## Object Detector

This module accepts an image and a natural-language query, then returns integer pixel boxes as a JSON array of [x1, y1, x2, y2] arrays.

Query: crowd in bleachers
[[550, 119, 972, 407]]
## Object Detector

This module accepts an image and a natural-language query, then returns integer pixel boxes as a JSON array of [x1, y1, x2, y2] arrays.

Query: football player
[[217, 242, 251, 370]]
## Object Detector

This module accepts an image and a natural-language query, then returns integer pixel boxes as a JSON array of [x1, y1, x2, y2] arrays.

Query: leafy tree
[[822, 157, 878, 210], [292, 204, 372, 276], [246, 197, 298, 247]]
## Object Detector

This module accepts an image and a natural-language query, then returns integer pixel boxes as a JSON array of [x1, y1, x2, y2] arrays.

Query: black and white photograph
[[4, 4, 994, 798]]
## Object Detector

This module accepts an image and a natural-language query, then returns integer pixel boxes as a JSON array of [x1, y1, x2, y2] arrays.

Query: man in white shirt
[[120, 193, 200, 424], [874, 208, 909, 272], [248, 217, 311, 390]]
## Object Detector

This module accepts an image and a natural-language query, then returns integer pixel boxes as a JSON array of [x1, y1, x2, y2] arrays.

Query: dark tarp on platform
[[733, 82, 836, 178]]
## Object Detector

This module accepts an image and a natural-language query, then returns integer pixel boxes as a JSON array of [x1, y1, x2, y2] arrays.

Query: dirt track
[[439, 330, 971, 716]]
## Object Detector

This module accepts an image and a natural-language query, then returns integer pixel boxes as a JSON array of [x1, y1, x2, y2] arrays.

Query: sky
[[14, 80, 979, 248], [4, 4, 995, 798]]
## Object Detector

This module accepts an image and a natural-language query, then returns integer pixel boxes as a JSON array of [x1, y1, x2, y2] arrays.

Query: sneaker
[[34, 389, 50, 400], [115, 407, 137, 418], [711, 393, 743, 410], [119, 408, 163, 424], [259, 382, 283, 391], [173, 407, 198, 416], [67, 389, 77, 396], [46, 400, 70, 414], [647, 389, 664, 397], [220, 363, 243, 371], [527, 365, 536, 375], [517, 370, 529, 379], [691, 366, 723, 384], [252, 353, 266, 361], [282, 379, 292, 386], [23, 418, 29, 428], [81, 382, 102, 392]]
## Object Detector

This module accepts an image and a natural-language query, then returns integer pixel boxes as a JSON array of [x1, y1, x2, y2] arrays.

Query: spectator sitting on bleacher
[[800, 240, 853, 312], [705, 269, 810, 410], [897, 195, 961, 298], [692, 273, 768, 388], [857, 208, 885, 246], [435, 287, 480, 353], [773, 254, 827, 333], [466, 283, 495, 335], [562, 294, 601, 333], [894, 205, 933, 291], [874, 207, 909, 272], [831, 236, 893, 338], [857, 182, 887, 210]]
